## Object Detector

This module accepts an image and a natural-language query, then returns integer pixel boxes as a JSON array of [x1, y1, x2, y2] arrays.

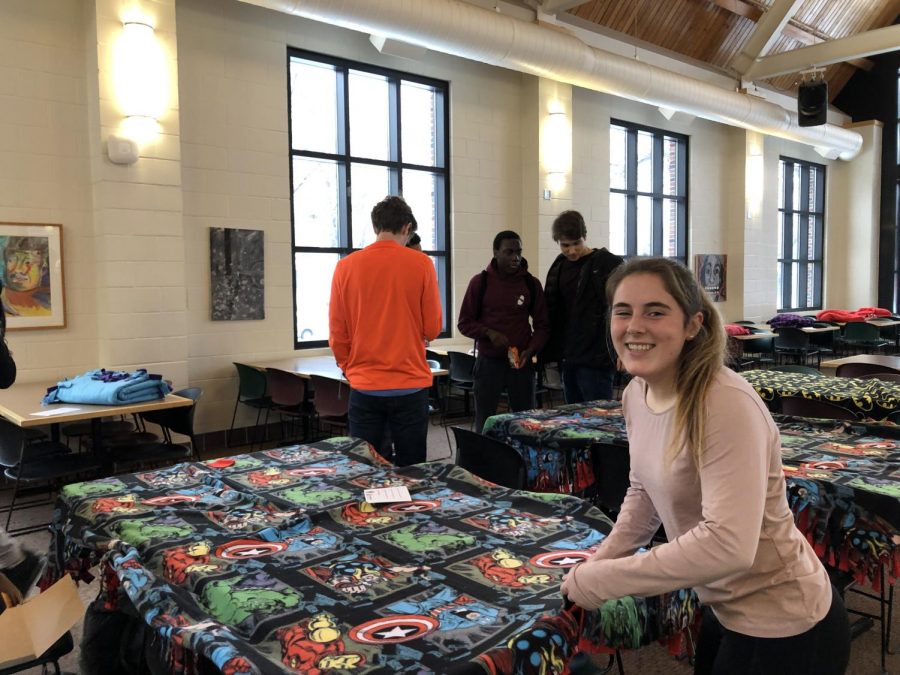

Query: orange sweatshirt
[[329, 240, 442, 390]]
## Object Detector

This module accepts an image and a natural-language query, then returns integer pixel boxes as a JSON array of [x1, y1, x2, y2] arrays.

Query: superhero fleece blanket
[[42, 368, 171, 405], [47, 437, 699, 675]]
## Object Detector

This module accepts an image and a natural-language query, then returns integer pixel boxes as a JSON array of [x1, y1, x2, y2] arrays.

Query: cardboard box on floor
[[0, 575, 84, 668]]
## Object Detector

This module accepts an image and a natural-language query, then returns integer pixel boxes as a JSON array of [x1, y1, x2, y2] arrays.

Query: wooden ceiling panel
[[568, 0, 900, 100]]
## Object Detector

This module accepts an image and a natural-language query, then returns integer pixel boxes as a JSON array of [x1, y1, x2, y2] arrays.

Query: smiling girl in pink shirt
[[561, 257, 849, 675]]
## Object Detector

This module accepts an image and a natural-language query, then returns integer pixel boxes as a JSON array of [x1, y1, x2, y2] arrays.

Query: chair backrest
[[451, 426, 526, 490], [234, 362, 267, 399], [589, 442, 631, 517], [265, 368, 307, 407], [309, 375, 349, 418], [774, 327, 810, 349], [448, 351, 476, 384], [780, 395, 858, 421], [425, 349, 450, 370], [0, 417, 25, 468], [835, 362, 900, 378], [842, 322, 880, 341], [141, 387, 202, 439], [770, 364, 822, 376], [858, 372, 900, 383]]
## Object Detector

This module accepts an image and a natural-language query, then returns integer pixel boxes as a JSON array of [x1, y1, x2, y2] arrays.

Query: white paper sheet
[[30, 407, 81, 417], [363, 486, 412, 504]]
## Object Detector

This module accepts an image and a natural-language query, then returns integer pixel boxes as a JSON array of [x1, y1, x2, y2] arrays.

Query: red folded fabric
[[724, 324, 751, 336], [857, 307, 892, 318], [816, 309, 865, 322]]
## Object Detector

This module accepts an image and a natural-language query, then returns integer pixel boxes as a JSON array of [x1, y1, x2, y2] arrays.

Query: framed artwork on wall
[[0, 223, 66, 330], [210, 227, 265, 321], [694, 253, 726, 302]]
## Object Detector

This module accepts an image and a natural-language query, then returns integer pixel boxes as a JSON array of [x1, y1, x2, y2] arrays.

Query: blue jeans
[[348, 389, 429, 467], [561, 364, 615, 404]]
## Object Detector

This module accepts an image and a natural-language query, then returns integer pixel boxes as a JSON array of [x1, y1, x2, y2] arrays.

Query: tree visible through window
[[777, 157, 825, 311], [609, 120, 688, 261], [288, 49, 451, 348]]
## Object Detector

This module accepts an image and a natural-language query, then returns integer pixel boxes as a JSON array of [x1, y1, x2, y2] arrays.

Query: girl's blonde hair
[[606, 257, 726, 467]]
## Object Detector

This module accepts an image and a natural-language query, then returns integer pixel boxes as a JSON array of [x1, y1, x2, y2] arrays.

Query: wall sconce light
[[745, 147, 764, 219], [111, 18, 168, 158]]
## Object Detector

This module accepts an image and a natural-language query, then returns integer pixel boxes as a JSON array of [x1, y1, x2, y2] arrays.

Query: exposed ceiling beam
[[713, 0, 874, 73], [743, 23, 900, 80], [537, 0, 592, 12], [730, 0, 802, 74]]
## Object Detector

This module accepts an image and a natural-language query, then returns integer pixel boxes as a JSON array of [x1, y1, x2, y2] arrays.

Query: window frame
[[777, 156, 826, 312], [609, 119, 689, 262], [287, 48, 452, 349]]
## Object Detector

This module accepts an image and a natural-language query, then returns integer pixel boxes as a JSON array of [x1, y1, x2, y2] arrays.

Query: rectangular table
[[820, 354, 900, 377], [484, 402, 900, 590], [250, 356, 448, 382], [47, 438, 697, 673]]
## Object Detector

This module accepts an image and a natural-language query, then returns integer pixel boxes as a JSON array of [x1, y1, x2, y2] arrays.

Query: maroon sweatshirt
[[457, 259, 550, 359]]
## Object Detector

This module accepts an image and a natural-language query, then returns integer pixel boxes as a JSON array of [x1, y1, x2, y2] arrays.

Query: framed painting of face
[[0, 223, 65, 330], [694, 253, 726, 303]]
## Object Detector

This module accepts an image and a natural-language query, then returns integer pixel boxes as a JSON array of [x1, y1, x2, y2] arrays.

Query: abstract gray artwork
[[210, 227, 264, 320]]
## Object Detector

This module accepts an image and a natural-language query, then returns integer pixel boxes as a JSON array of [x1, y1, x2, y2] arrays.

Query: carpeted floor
[[4, 419, 897, 674]]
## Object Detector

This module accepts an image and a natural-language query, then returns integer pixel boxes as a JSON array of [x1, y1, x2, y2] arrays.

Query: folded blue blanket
[[43, 368, 171, 405]]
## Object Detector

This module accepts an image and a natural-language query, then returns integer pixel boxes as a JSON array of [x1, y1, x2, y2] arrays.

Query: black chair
[[451, 426, 526, 490], [740, 330, 776, 369], [0, 631, 74, 675], [807, 323, 837, 360], [774, 327, 820, 367], [112, 388, 202, 473], [779, 395, 858, 421], [265, 368, 315, 443], [0, 418, 101, 534], [589, 442, 631, 519], [858, 372, 900, 383], [835, 362, 900, 378], [445, 351, 476, 421], [837, 322, 891, 356], [308, 375, 349, 439], [228, 362, 272, 448]]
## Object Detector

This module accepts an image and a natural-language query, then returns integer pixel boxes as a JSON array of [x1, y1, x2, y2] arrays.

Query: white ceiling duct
[[241, 0, 863, 160]]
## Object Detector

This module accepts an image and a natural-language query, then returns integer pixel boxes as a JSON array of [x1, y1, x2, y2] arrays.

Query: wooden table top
[[249, 356, 448, 382], [0, 381, 193, 428], [820, 354, 900, 376]]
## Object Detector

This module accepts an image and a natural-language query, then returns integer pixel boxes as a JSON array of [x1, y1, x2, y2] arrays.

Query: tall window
[[609, 120, 688, 261], [777, 157, 825, 311], [288, 49, 451, 348]]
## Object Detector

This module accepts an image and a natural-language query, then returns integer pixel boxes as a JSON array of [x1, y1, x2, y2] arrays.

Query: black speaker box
[[797, 80, 828, 127]]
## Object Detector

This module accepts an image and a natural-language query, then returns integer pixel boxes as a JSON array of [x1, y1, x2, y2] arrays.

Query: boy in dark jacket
[[458, 231, 550, 432], [543, 211, 623, 403]]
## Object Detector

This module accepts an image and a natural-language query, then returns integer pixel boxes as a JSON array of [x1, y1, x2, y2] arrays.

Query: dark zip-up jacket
[[543, 248, 623, 368], [457, 258, 550, 360]]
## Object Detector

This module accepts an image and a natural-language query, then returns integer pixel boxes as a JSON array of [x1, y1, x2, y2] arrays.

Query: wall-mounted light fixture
[[110, 17, 168, 161], [745, 135, 764, 220], [542, 108, 571, 192]]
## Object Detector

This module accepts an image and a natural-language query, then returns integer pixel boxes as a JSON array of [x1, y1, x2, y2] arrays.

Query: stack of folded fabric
[[42, 369, 171, 405]]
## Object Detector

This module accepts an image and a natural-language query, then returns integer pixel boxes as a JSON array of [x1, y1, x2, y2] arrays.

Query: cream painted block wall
[[0, 0, 98, 381], [828, 122, 881, 310], [177, 0, 526, 433]]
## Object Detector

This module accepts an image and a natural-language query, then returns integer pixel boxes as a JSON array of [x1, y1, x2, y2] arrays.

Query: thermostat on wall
[[107, 134, 139, 165]]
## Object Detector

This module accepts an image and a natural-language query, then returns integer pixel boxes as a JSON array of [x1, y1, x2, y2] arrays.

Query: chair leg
[[227, 397, 240, 447]]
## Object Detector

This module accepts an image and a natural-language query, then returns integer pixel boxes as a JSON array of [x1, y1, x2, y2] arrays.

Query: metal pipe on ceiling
[[240, 0, 862, 160]]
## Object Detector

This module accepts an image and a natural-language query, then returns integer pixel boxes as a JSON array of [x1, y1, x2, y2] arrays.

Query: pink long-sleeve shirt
[[562, 367, 831, 638]]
